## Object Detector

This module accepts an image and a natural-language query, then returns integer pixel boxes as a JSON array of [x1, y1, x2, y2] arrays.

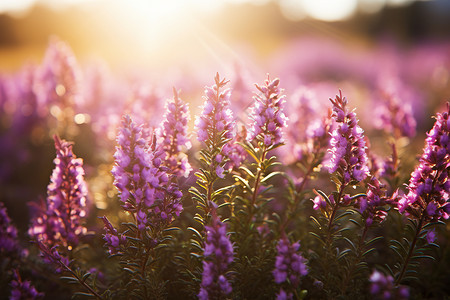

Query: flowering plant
[[1, 39, 450, 300]]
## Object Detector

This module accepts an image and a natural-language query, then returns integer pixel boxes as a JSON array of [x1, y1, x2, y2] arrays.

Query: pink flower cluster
[[273, 236, 308, 300], [194, 74, 236, 178], [156, 89, 192, 177], [198, 212, 234, 300], [112, 115, 183, 231], [247, 76, 288, 147], [327, 91, 369, 183], [398, 104, 450, 221], [29, 135, 87, 248]]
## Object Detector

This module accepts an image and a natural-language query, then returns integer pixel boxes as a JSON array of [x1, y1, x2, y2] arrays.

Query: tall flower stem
[[247, 147, 268, 226], [395, 212, 425, 286], [327, 183, 347, 236]]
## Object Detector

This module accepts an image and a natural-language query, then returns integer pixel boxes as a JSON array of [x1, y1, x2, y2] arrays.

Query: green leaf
[[72, 292, 95, 299], [260, 171, 282, 183], [81, 272, 91, 282], [188, 227, 203, 240], [239, 166, 256, 179]]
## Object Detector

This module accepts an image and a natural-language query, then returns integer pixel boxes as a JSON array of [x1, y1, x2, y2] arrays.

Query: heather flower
[[198, 212, 234, 299], [369, 270, 409, 300], [156, 88, 192, 177], [375, 79, 416, 139], [29, 135, 87, 248], [273, 236, 308, 297], [311, 195, 327, 211], [33, 37, 82, 118], [36, 241, 70, 273], [194, 73, 235, 179], [195, 73, 235, 143], [397, 104, 450, 221], [247, 76, 288, 147], [101, 216, 126, 255], [222, 125, 248, 171], [284, 88, 330, 163], [10, 269, 43, 300], [327, 90, 369, 184], [355, 178, 389, 227], [0, 202, 21, 254], [111, 115, 183, 231]]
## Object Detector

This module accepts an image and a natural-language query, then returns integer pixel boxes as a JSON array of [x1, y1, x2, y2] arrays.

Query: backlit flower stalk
[[157, 88, 192, 178], [273, 236, 308, 300], [394, 103, 450, 285], [29, 135, 87, 249], [101, 216, 126, 255], [245, 75, 287, 223], [191, 73, 235, 222], [111, 115, 183, 232], [198, 211, 234, 300], [326, 90, 369, 228], [33, 37, 82, 135], [110, 114, 183, 295]]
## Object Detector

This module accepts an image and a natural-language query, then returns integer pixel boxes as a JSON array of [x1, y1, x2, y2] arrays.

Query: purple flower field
[[1, 2, 450, 299]]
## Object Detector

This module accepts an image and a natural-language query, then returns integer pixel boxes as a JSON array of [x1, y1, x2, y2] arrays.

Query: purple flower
[[156, 88, 192, 178], [198, 211, 234, 299], [375, 78, 416, 139], [273, 236, 308, 296], [369, 270, 409, 300], [33, 37, 82, 117], [101, 216, 126, 254], [195, 73, 235, 143], [10, 269, 43, 300], [327, 90, 369, 184], [396, 104, 450, 221], [29, 135, 87, 248], [355, 178, 389, 226], [194, 73, 236, 179], [0, 202, 21, 254], [247, 76, 288, 147], [311, 195, 326, 211], [111, 115, 183, 231], [276, 288, 293, 300], [36, 241, 70, 273], [426, 229, 437, 244]]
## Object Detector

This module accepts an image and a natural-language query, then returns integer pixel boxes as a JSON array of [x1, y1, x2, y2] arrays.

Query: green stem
[[59, 258, 104, 300], [246, 146, 267, 226], [395, 213, 426, 286]]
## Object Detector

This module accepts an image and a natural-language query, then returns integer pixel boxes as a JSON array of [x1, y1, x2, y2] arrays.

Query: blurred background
[[1, 0, 450, 232], [1, 0, 450, 73]]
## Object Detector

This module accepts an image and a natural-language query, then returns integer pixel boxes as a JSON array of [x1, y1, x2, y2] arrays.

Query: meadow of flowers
[[1, 37, 450, 299]]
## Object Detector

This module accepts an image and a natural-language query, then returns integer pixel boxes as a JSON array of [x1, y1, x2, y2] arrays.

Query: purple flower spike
[[369, 270, 409, 300], [10, 269, 43, 300], [273, 235, 308, 296], [195, 73, 235, 144], [157, 88, 192, 178], [112, 115, 183, 231], [247, 75, 288, 147], [29, 135, 87, 248], [33, 37, 82, 117], [327, 90, 369, 184], [194, 73, 236, 178], [198, 211, 234, 300], [101, 216, 126, 255], [397, 103, 450, 222], [355, 178, 389, 226], [375, 82, 416, 139], [0, 202, 21, 254]]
